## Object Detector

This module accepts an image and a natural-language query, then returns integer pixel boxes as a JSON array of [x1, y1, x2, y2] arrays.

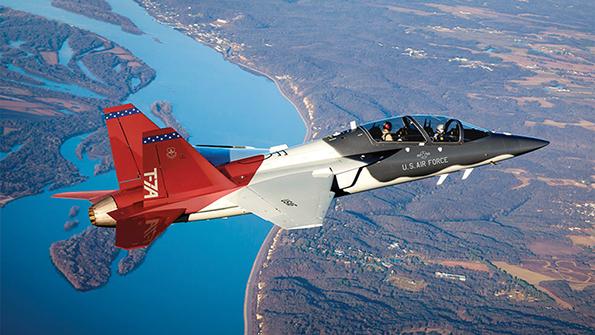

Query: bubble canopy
[[361, 115, 490, 143]]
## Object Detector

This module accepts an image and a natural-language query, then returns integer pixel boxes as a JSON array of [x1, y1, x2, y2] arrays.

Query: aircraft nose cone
[[513, 136, 549, 155]]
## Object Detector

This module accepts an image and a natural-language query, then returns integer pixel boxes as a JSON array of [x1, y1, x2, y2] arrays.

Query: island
[[150, 100, 190, 139], [50, 225, 150, 290], [64, 219, 79, 231], [50, 227, 119, 290], [52, 0, 144, 35]]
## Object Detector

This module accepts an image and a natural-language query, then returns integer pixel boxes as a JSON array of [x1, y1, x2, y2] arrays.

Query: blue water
[[0, 143, 22, 160], [129, 76, 141, 90], [60, 133, 98, 177], [8, 40, 25, 48], [7, 39, 33, 56], [6, 63, 103, 99], [58, 38, 73, 66], [0, 1, 305, 334]]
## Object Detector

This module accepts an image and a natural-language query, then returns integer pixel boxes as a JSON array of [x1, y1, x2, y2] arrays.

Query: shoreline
[[234, 61, 312, 335], [232, 60, 312, 143], [229, 58, 313, 335], [243, 225, 280, 335], [181, 39, 313, 335]]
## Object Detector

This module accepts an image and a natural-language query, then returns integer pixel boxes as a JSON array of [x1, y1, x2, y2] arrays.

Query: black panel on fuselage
[[324, 117, 525, 185], [323, 127, 402, 165], [363, 132, 521, 182]]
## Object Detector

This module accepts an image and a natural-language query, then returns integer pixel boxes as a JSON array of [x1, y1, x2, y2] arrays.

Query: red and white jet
[[54, 104, 548, 249]]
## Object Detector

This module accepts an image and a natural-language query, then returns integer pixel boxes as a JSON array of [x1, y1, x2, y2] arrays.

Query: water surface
[[6, 63, 103, 98]]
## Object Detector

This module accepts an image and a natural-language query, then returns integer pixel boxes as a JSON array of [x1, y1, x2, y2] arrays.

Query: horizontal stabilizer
[[115, 208, 185, 249], [52, 190, 115, 203]]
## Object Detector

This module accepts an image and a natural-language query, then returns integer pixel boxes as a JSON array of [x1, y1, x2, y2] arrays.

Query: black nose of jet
[[511, 136, 549, 156]]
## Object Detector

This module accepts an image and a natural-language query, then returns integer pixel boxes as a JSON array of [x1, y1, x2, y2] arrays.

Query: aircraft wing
[[233, 168, 335, 229], [114, 208, 185, 249]]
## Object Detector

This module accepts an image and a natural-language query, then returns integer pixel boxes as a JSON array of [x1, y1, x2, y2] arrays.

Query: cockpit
[[362, 115, 489, 144]]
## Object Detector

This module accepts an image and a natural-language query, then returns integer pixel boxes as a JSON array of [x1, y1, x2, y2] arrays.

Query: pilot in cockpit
[[382, 122, 394, 141], [433, 124, 445, 142]]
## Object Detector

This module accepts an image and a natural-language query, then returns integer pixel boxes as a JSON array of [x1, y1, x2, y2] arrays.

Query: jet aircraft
[[54, 104, 548, 249]]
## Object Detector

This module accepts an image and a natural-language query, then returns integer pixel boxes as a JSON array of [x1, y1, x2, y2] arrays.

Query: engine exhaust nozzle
[[88, 196, 117, 227]]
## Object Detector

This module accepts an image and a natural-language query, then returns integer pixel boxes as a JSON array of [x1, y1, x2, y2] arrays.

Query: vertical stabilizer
[[141, 127, 235, 203], [104, 104, 159, 189]]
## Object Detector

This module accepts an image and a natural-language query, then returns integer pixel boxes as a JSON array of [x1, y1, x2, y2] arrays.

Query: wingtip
[[52, 192, 76, 199]]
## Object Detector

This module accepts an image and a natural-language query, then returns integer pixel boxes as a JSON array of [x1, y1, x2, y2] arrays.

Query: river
[[0, 1, 304, 334]]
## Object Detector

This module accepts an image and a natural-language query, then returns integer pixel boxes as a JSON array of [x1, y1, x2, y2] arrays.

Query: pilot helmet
[[383, 121, 392, 131], [436, 124, 445, 132]]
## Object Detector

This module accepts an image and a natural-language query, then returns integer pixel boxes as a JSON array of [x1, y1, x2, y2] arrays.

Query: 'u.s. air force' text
[[402, 157, 448, 171]]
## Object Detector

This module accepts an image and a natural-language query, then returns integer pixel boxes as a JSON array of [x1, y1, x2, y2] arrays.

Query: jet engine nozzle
[[88, 196, 118, 227]]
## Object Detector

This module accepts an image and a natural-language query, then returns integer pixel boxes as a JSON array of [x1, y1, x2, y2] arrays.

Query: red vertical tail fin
[[141, 127, 235, 203], [104, 104, 159, 189]]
